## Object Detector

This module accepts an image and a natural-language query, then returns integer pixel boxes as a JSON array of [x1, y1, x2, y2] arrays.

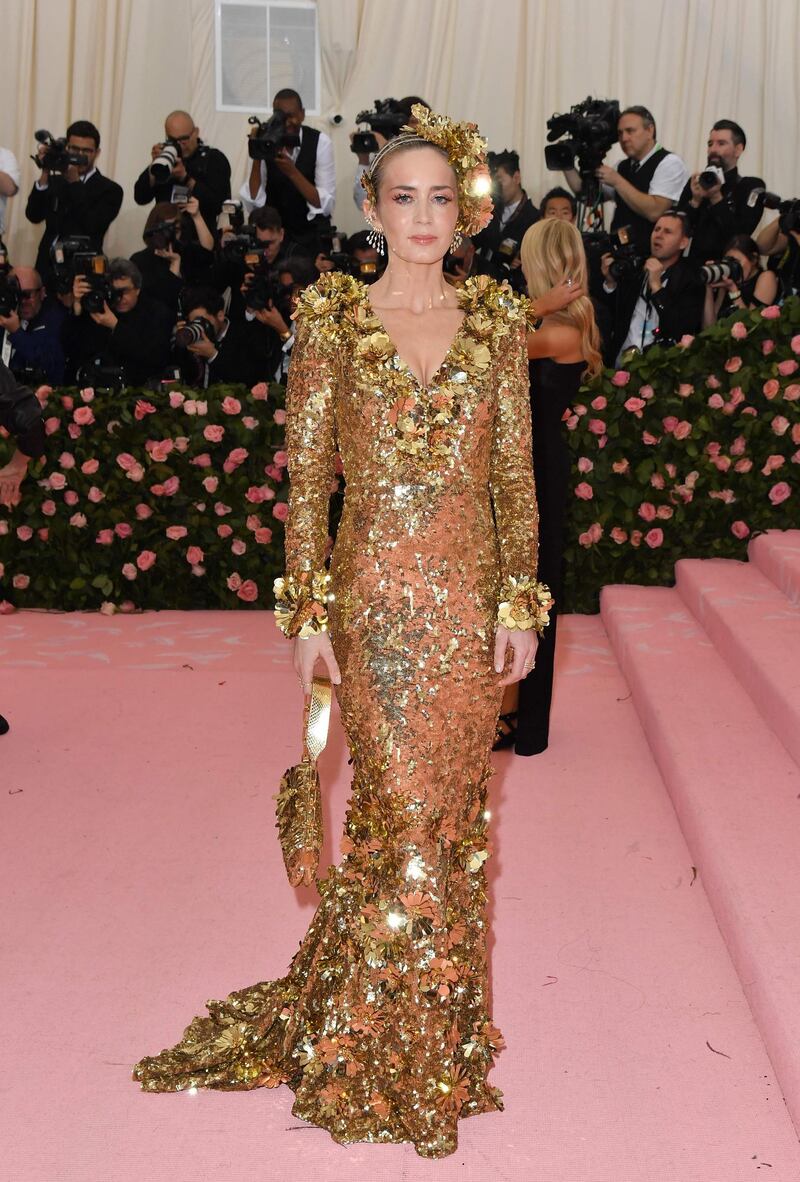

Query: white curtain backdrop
[[2, 0, 799, 263]]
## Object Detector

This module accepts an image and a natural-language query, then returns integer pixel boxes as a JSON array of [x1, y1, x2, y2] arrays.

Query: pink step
[[601, 584, 800, 1137], [749, 529, 800, 606], [675, 557, 800, 768]]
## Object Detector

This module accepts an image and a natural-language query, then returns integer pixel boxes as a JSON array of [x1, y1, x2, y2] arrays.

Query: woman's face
[[367, 146, 459, 265]]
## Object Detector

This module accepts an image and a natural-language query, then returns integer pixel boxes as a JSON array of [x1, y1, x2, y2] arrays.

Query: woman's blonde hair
[[519, 218, 603, 379]]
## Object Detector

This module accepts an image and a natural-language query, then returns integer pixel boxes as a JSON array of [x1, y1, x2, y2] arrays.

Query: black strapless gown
[[516, 356, 586, 755]]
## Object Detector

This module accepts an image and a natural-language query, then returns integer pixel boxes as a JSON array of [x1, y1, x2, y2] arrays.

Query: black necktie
[[630, 160, 640, 175]]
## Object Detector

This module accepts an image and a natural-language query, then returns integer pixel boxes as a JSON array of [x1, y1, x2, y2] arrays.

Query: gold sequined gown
[[133, 272, 540, 1159]]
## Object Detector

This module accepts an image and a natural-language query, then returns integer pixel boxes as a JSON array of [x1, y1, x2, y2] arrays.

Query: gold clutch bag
[[274, 675, 331, 888]]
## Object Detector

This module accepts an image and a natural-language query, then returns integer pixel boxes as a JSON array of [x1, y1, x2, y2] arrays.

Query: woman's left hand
[[535, 278, 586, 316], [494, 625, 538, 686]]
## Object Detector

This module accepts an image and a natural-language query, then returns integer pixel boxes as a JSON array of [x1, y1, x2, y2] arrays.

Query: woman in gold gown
[[133, 107, 553, 1159]]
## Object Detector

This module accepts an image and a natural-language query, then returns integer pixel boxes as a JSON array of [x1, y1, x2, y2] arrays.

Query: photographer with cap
[[24, 121, 123, 284], [472, 149, 539, 290], [601, 209, 704, 365], [134, 111, 231, 229], [566, 106, 688, 256], [240, 89, 335, 252], [677, 120, 764, 262]]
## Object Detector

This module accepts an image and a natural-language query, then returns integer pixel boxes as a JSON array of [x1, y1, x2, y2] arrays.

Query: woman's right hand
[[536, 278, 587, 316], [293, 632, 341, 694]]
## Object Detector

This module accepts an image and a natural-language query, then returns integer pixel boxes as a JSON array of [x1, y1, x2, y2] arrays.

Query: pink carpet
[[4, 551, 800, 1180]]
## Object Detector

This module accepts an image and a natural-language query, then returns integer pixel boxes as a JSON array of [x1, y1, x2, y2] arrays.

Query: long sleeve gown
[[132, 271, 541, 1160]]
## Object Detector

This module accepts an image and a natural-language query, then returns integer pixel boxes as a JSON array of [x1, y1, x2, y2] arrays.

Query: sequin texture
[[132, 272, 539, 1159]]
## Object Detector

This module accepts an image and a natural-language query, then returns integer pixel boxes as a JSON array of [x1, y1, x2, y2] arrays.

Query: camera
[[74, 252, 114, 314], [174, 316, 217, 349], [151, 139, 182, 182], [247, 111, 300, 161], [144, 218, 180, 252], [31, 129, 87, 174], [76, 357, 126, 391], [588, 225, 643, 280], [217, 199, 244, 234], [0, 273, 20, 318], [698, 165, 725, 191], [746, 189, 800, 235], [545, 96, 621, 204], [48, 235, 92, 294], [699, 255, 745, 286], [351, 99, 409, 156]]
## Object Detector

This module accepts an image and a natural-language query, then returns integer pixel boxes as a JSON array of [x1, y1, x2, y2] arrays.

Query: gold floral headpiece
[[360, 103, 494, 237]]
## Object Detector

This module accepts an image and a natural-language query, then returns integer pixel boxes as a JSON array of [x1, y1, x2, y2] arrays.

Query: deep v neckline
[[361, 282, 467, 390]]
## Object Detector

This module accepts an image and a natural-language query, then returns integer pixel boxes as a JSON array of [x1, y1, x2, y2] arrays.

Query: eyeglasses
[[171, 132, 195, 143], [19, 287, 42, 298]]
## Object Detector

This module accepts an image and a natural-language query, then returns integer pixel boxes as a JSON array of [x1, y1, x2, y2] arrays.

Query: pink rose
[[166, 525, 188, 540], [44, 416, 60, 435], [190, 564, 205, 577], [80, 387, 95, 403], [708, 393, 724, 409], [64, 490, 79, 506], [240, 415, 257, 430], [734, 458, 753, 473], [772, 415, 790, 436], [221, 396, 242, 415], [223, 447, 249, 473], [577, 457, 594, 473], [642, 431, 660, 445], [191, 453, 212, 469], [73, 405, 94, 426], [214, 501, 232, 516], [134, 399, 156, 420], [148, 439, 174, 463], [81, 458, 100, 475], [784, 384, 800, 402], [763, 379, 781, 399], [610, 527, 628, 544], [69, 419, 82, 435], [87, 486, 105, 503], [61, 394, 74, 410], [611, 370, 631, 387], [245, 513, 261, 531], [760, 305, 781, 319], [761, 455, 785, 476], [116, 452, 137, 472], [709, 489, 736, 504], [677, 383, 694, 398], [237, 580, 259, 602], [790, 334, 800, 354], [730, 321, 748, 340], [728, 387, 745, 407], [183, 399, 197, 415], [16, 525, 34, 541], [794, 424, 800, 445], [639, 384, 655, 401], [135, 503, 153, 520], [762, 339, 776, 355], [638, 502, 657, 522], [591, 395, 607, 411], [574, 482, 594, 500], [96, 529, 114, 545], [769, 482, 791, 505], [48, 471, 67, 490], [161, 475, 179, 496], [245, 485, 266, 503], [42, 499, 56, 517], [129, 462, 145, 482], [59, 451, 76, 469], [186, 546, 204, 565], [115, 523, 133, 538], [12, 574, 30, 590], [673, 420, 692, 440], [651, 473, 665, 489], [227, 572, 243, 591], [169, 390, 185, 408], [122, 563, 137, 581], [578, 531, 594, 547], [724, 356, 742, 373], [612, 459, 630, 474], [565, 414, 578, 430], [251, 382, 269, 401], [195, 401, 208, 416], [273, 408, 286, 424], [150, 483, 165, 497], [706, 442, 722, 457], [273, 450, 289, 468], [69, 512, 87, 528], [706, 375, 722, 389], [730, 436, 746, 456], [712, 456, 732, 472], [588, 418, 606, 435], [136, 550, 157, 571], [624, 397, 646, 417], [665, 463, 677, 478], [644, 528, 664, 549], [656, 505, 673, 519], [37, 528, 48, 542], [254, 527, 272, 544], [678, 334, 695, 348], [231, 538, 247, 556], [662, 416, 679, 433], [731, 521, 750, 539], [630, 530, 643, 548], [217, 523, 233, 538], [203, 476, 219, 493], [264, 463, 283, 482], [272, 502, 289, 521], [203, 424, 225, 443], [778, 359, 798, 376]]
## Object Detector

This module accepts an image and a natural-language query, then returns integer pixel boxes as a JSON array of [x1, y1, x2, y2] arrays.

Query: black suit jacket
[[677, 168, 765, 261], [63, 294, 173, 386], [607, 257, 705, 358], [25, 170, 123, 278], [133, 143, 231, 227]]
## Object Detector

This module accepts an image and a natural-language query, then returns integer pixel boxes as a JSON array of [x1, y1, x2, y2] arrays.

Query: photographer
[[130, 197, 215, 315], [212, 205, 294, 319], [0, 265, 66, 384], [25, 121, 123, 283], [64, 258, 172, 387], [601, 210, 704, 364], [0, 146, 20, 235], [756, 206, 800, 299], [702, 235, 778, 327], [473, 150, 539, 289], [351, 96, 430, 211], [133, 111, 231, 228], [175, 286, 284, 389], [240, 89, 335, 252], [566, 106, 688, 255], [541, 187, 577, 223], [677, 121, 765, 261]]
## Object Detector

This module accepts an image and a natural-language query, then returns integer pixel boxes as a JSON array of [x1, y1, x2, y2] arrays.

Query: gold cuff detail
[[273, 570, 332, 638], [497, 575, 554, 634]]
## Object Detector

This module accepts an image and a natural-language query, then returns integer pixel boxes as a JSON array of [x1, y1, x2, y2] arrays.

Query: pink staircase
[[601, 528, 800, 1142]]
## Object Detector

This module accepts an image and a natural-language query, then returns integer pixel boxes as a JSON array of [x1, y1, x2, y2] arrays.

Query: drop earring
[[367, 226, 386, 255], [450, 229, 464, 252]]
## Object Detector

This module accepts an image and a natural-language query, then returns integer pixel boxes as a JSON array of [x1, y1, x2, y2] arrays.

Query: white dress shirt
[[604, 144, 689, 204], [239, 126, 336, 220], [0, 147, 21, 233]]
